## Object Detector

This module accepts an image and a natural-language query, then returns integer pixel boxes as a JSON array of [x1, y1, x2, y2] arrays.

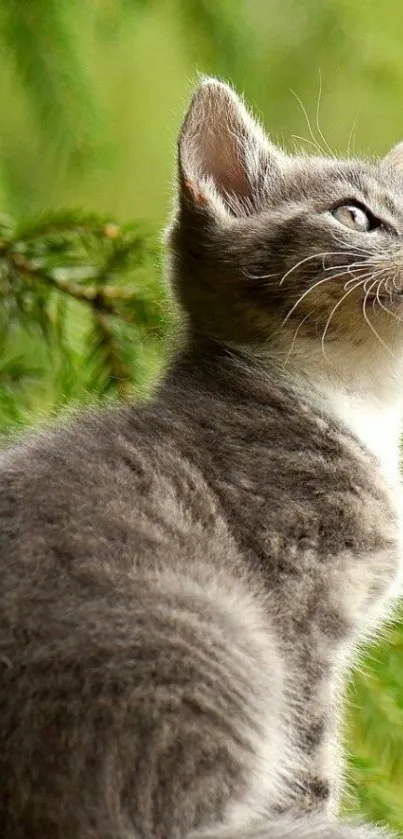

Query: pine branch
[[0, 210, 168, 413], [0, 212, 158, 320], [87, 311, 134, 398]]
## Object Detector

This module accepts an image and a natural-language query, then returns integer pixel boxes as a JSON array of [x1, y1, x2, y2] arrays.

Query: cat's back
[[0, 396, 232, 580], [0, 390, 288, 839]]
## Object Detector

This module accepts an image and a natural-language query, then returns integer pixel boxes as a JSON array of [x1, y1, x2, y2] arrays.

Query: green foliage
[[0, 1, 97, 148], [0, 0, 402, 831], [0, 209, 170, 430], [344, 624, 403, 829], [0, 1, 104, 215]]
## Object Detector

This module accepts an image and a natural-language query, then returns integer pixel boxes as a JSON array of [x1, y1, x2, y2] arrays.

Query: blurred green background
[[1, 0, 403, 831]]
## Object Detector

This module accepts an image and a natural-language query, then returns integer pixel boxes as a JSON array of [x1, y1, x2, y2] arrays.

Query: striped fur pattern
[[1, 79, 403, 838]]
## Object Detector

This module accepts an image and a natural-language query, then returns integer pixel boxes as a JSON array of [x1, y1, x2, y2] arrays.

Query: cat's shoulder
[[0, 402, 174, 521]]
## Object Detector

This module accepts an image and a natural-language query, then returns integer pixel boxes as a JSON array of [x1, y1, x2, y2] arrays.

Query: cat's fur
[[1, 78, 403, 838]]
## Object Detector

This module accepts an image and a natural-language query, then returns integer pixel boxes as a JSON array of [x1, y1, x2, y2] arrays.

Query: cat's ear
[[382, 141, 403, 175], [178, 78, 285, 217]]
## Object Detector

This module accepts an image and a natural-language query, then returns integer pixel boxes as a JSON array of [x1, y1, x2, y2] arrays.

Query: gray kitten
[[1, 78, 403, 839]]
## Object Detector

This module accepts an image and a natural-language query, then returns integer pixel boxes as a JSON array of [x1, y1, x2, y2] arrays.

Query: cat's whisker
[[283, 313, 312, 368], [343, 265, 389, 290], [323, 263, 363, 273], [291, 135, 324, 155], [328, 232, 375, 257], [279, 253, 329, 286], [279, 250, 367, 287], [320, 275, 374, 361], [362, 267, 391, 298], [330, 242, 373, 261], [388, 271, 402, 303], [343, 273, 371, 290], [347, 112, 359, 157], [323, 259, 373, 274], [290, 88, 328, 157], [318, 270, 361, 289], [349, 243, 390, 265], [243, 251, 374, 286], [362, 279, 397, 359], [324, 233, 392, 273], [283, 257, 394, 330], [363, 266, 392, 293], [315, 71, 336, 159], [375, 278, 403, 325], [389, 272, 403, 303], [282, 275, 339, 323], [282, 264, 378, 324], [319, 266, 373, 287], [284, 263, 393, 353], [242, 268, 278, 281]]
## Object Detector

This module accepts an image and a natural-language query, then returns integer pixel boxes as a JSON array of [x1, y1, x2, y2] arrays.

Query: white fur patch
[[319, 385, 402, 489]]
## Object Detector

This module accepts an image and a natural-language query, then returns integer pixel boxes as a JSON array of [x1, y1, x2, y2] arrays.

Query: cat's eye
[[331, 203, 379, 232]]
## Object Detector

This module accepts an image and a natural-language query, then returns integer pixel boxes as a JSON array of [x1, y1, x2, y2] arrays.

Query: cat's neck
[[307, 381, 402, 488], [169, 338, 403, 490], [282, 359, 403, 490], [277, 333, 403, 488]]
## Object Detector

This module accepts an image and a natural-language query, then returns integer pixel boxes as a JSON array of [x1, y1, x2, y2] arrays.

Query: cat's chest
[[323, 385, 402, 487], [322, 386, 403, 603], [230, 443, 401, 638]]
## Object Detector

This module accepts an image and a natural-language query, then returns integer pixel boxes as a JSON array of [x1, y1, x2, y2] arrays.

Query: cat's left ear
[[382, 141, 403, 175], [178, 78, 285, 217]]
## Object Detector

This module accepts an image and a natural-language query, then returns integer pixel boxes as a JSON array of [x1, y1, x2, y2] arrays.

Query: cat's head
[[166, 78, 403, 387]]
